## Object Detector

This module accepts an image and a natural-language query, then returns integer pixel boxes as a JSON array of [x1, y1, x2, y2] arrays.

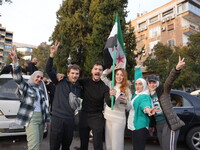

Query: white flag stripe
[[107, 22, 117, 39]]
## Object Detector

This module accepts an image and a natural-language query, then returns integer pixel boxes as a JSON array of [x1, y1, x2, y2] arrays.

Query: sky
[[0, 0, 171, 46]]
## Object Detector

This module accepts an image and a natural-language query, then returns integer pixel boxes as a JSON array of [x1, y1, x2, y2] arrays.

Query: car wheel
[[186, 127, 200, 150]]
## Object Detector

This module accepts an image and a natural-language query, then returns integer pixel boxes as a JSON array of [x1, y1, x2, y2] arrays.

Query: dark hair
[[67, 64, 81, 73], [92, 61, 103, 68]]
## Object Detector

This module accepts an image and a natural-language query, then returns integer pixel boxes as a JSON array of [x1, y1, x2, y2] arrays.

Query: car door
[[171, 91, 195, 139]]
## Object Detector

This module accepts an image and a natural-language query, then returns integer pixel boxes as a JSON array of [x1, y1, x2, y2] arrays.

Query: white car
[[0, 74, 49, 137]]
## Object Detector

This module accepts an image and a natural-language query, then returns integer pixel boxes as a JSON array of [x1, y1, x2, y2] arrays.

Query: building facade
[[13, 42, 37, 61], [0, 24, 13, 68], [131, 0, 200, 59]]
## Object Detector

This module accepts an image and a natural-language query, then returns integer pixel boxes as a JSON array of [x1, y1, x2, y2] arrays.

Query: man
[[147, 56, 185, 150], [46, 41, 82, 150], [78, 62, 111, 150], [27, 57, 38, 75], [0, 56, 20, 74]]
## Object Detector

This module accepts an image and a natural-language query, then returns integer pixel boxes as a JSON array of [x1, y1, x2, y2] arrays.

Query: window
[[168, 40, 175, 46], [162, 9, 173, 17], [149, 26, 161, 38], [167, 23, 174, 31], [138, 21, 146, 28], [177, 2, 187, 14], [4, 45, 11, 50], [171, 93, 192, 107], [0, 42, 4, 47], [149, 16, 158, 24]]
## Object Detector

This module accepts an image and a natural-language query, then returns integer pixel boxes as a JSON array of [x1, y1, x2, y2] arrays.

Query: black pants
[[132, 128, 149, 150], [50, 116, 75, 150], [79, 111, 105, 150]]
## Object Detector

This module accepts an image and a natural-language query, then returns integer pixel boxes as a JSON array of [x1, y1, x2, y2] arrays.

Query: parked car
[[190, 90, 200, 97], [125, 90, 200, 150], [0, 74, 49, 137]]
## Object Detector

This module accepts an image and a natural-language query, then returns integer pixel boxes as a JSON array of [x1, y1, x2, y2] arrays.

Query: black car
[[125, 90, 200, 150]]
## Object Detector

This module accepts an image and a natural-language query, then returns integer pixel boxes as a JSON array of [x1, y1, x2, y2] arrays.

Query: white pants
[[105, 119, 126, 150]]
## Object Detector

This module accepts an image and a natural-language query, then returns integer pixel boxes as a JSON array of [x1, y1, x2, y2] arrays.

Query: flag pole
[[111, 45, 117, 110]]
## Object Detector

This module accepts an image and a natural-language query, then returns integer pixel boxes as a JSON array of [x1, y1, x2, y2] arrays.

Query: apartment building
[[131, 0, 200, 59], [0, 24, 13, 68]]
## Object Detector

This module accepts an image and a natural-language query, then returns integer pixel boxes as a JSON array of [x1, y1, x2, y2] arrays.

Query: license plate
[[9, 123, 24, 129]]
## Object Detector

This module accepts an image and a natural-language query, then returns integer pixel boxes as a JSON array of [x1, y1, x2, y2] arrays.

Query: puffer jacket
[[156, 67, 185, 131]]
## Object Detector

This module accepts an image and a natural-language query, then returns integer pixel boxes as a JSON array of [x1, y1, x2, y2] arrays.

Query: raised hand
[[176, 56, 185, 70], [135, 55, 142, 67], [50, 40, 60, 57], [9, 46, 18, 64], [56, 73, 65, 81]]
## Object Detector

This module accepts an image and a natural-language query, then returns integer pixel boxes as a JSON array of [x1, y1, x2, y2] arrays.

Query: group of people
[[0, 55, 38, 75], [8, 40, 185, 150]]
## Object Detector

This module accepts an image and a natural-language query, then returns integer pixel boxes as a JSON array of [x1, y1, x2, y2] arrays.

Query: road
[[0, 132, 189, 150]]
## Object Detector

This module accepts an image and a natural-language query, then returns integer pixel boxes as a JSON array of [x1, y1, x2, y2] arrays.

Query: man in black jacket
[[78, 62, 111, 150], [27, 57, 38, 75], [46, 41, 82, 150]]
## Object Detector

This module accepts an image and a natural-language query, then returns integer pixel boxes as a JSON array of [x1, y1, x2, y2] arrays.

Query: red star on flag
[[116, 55, 124, 63]]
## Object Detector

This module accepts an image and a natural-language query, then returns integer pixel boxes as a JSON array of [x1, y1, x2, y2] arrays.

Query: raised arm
[[163, 56, 185, 93], [10, 46, 28, 97], [134, 55, 143, 81], [46, 41, 60, 85]]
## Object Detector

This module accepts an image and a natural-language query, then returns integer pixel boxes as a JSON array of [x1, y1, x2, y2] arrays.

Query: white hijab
[[28, 71, 43, 87], [135, 78, 149, 95]]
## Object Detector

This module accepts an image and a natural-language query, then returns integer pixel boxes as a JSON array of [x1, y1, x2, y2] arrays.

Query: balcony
[[182, 11, 200, 26], [0, 52, 3, 56], [182, 25, 199, 36]]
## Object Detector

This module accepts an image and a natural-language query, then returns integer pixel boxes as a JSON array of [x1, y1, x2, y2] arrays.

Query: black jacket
[[151, 67, 185, 131], [46, 57, 82, 119]]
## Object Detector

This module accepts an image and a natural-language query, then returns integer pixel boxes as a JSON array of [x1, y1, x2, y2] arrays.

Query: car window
[[171, 93, 192, 107], [0, 78, 19, 100]]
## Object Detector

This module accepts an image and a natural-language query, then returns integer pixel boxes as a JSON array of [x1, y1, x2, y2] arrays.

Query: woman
[[101, 67, 132, 150], [147, 56, 185, 150], [127, 78, 155, 150], [10, 47, 50, 150]]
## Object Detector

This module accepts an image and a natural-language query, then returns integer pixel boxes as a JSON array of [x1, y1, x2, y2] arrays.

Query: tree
[[144, 33, 200, 90], [51, 0, 129, 77], [124, 23, 136, 81], [144, 42, 173, 83], [32, 42, 50, 74]]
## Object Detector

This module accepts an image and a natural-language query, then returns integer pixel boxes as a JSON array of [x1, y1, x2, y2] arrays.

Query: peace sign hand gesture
[[50, 40, 60, 58], [176, 56, 185, 70], [135, 55, 142, 67], [9, 46, 18, 64]]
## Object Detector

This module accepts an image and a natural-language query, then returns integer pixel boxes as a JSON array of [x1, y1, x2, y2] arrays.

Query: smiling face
[[91, 64, 103, 82], [135, 80, 144, 93], [148, 81, 157, 92], [115, 70, 124, 84], [67, 69, 80, 84], [33, 74, 43, 85]]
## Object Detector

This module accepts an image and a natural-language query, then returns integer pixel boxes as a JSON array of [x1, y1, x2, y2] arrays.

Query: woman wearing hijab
[[10, 47, 50, 150], [127, 78, 156, 150], [101, 67, 132, 150]]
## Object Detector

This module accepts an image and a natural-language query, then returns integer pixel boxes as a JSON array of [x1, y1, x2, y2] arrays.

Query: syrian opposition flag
[[103, 13, 126, 69]]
